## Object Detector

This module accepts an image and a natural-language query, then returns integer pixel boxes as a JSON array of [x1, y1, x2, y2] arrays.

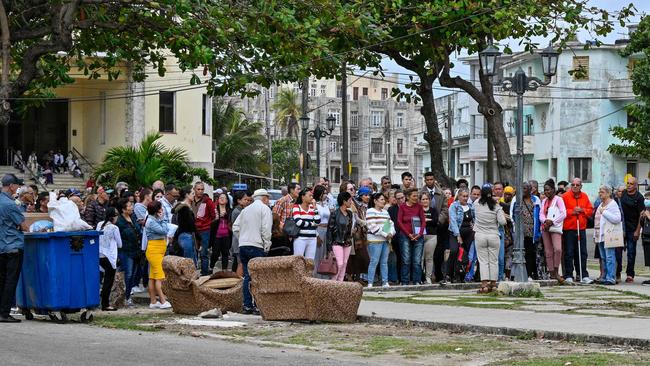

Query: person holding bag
[[539, 179, 567, 282], [327, 192, 355, 281], [594, 185, 623, 286], [366, 193, 395, 288], [97, 207, 122, 311]]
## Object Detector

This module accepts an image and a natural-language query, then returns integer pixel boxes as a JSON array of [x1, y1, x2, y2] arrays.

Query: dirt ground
[[89, 308, 650, 366]]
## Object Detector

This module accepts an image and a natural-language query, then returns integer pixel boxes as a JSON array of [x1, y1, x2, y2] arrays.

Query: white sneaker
[[367, 284, 373, 288], [125, 298, 134, 307], [382, 283, 390, 288], [159, 301, 172, 309], [565, 277, 574, 284], [582, 277, 593, 284], [425, 278, 432, 285], [149, 301, 161, 309]]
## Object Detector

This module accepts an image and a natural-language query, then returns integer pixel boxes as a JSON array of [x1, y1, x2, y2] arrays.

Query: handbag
[[547, 198, 563, 234], [317, 252, 338, 275], [282, 217, 301, 237], [603, 221, 624, 248]]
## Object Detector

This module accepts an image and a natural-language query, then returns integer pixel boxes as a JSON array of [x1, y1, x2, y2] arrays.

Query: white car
[[267, 189, 283, 208]]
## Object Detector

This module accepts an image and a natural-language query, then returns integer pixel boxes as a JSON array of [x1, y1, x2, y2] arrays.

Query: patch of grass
[[491, 352, 648, 366], [509, 288, 543, 298], [284, 333, 317, 347], [363, 295, 521, 310], [92, 313, 176, 332], [515, 332, 536, 341], [348, 336, 505, 357]]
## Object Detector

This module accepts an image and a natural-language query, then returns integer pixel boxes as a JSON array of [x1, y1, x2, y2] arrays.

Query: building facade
[[420, 37, 649, 196]]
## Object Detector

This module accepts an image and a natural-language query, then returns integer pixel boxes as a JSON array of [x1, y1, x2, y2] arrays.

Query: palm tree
[[212, 98, 265, 173], [272, 88, 301, 138], [93, 132, 212, 188]]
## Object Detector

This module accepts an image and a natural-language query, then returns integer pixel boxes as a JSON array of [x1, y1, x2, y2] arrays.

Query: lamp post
[[299, 115, 309, 186], [479, 42, 559, 283], [302, 114, 335, 178]]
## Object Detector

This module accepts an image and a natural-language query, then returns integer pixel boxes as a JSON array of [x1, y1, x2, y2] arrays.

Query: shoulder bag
[[547, 197, 563, 234], [316, 251, 338, 276], [603, 209, 624, 248], [282, 217, 301, 237]]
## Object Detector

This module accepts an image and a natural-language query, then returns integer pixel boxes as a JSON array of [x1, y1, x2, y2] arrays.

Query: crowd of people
[[12, 149, 84, 184], [0, 167, 649, 321]]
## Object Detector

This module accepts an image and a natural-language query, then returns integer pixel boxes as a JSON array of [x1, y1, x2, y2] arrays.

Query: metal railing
[[9, 148, 48, 192], [71, 147, 96, 176]]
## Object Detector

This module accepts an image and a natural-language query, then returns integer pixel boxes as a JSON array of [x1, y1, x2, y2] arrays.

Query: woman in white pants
[[473, 184, 506, 293], [292, 188, 320, 260], [419, 192, 438, 284]]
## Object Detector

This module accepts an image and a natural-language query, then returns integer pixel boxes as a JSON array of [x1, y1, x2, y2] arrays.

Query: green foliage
[[212, 98, 265, 174], [259, 139, 300, 185], [272, 89, 301, 138], [608, 16, 650, 162], [94, 132, 214, 189]]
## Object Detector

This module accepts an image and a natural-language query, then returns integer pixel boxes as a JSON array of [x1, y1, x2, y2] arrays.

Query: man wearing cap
[[0, 174, 29, 322], [233, 189, 272, 315], [84, 186, 112, 227]]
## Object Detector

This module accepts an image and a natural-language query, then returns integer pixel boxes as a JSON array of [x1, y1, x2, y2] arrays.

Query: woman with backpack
[[292, 188, 321, 260], [445, 188, 474, 284], [473, 185, 506, 293], [539, 179, 567, 282], [97, 207, 122, 311]]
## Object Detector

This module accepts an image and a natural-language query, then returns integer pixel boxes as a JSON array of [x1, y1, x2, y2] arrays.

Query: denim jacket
[[448, 201, 474, 237], [145, 215, 169, 240], [510, 195, 542, 242]]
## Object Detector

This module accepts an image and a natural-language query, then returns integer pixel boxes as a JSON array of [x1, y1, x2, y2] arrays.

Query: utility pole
[[265, 87, 273, 188], [300, 77, 309, 187], [340, 61, 349, 182], [447, 95, 453, 179], [486, 128, 494, 183], [385, 112, 391, 182]]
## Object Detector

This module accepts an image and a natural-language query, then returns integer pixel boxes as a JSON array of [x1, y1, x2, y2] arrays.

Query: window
[[397, 138, 403, 154], [362, 87, 368, 96], [293, 83, 300, 94], [267, 87, 274, 99], [551, 158, 558, 178], [351, 139, 359, 154], [320, 84, 326, 96], [569, 158, 592, 183], [396, 113, 403, 128], [202, 94, 212, 136], [381, 88, 388, 100], [307, 140, 315, 152], [524, 114, 534, 136], [329, 140, 338, 152], [330, 167, 341, 183], [527, 66, 533, 77], [100, 92, 106, 144], [328, 110, 341, 126], [350, 111, 359, 128], [353, 87, 359, 101], [371, 111, 383, 127], [628, 59, 638, 78], [371, 138, 383, 154], [310, 84, 316, 97], [159, 91, 175, 132], [336, 85, 342, 98], [572, 56, 589, 80], [627, 161, 638, 177]]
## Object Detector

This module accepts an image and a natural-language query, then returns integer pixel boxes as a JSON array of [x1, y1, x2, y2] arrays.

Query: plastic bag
[[47, 192, 92, 231], [29, 220, 53, 233]]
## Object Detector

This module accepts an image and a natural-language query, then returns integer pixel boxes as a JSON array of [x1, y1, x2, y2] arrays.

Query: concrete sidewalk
[[358, 300, 650, 346]]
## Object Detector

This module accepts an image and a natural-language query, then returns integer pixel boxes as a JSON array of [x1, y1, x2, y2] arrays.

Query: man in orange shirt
[[562, 177, 594, 284]]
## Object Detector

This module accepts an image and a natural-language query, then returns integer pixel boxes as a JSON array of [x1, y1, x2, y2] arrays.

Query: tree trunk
[[419, 76, 451, 187], [485, 111, 515, 184]]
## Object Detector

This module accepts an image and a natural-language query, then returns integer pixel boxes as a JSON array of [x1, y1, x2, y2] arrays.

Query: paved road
[[4, 320, 377, 366]]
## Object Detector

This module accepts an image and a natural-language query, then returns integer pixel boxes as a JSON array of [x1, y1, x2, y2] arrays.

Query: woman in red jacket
[[397, 188, 426, 285]]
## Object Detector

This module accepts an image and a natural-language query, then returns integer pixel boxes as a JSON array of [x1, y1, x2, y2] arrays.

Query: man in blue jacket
[[0, 174, 29, 322]]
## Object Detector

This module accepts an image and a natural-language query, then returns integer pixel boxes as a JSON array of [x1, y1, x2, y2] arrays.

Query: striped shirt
[[292, 204, 321, 237], [366, 208, 395, 243]]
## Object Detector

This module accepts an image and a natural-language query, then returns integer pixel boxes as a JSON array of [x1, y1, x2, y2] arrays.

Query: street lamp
[[305, 114, 335, 178], [478, 41, 559, 283]]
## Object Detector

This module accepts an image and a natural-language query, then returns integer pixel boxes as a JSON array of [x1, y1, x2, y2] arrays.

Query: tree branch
[[439, 58, 488, 106], [0, 0, 11, 90], [11, 27, 50, 42]]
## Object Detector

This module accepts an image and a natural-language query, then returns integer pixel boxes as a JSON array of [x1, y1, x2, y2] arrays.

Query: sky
[[375, 0, 650, 94]]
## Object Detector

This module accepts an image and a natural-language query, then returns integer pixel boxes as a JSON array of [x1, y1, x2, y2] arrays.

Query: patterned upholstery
[[162, 256, 243, 315], [248, 256, 363, 323]]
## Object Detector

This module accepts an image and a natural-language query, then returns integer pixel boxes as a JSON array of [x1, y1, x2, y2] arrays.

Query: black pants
[[211, 236, 231, 270], [444, 235, 470, 282], [0, 251, 23, 317], [231, 255, 239, 273], [99, 257, 115, 309], [434, 231, 447, 282], [391, 235, 402, 283], [524, 237, 537, 280]]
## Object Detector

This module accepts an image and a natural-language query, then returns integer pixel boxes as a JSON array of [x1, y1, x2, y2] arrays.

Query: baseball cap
[[357, 186, 372, 196], [65, 188, 82, 197], [2, 174, 24, 186], [504, 186, 515, 194]]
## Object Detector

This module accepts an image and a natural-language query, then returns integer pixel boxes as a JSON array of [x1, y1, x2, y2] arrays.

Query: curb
[[363, 280, 559, 292], [357, 315, 650, 348]]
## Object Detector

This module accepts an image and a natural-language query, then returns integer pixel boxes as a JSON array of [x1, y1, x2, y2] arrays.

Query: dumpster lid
[[25, 230, 102, 238]]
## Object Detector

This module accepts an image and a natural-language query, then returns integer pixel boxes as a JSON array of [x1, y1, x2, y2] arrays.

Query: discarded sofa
[[162, 256, 243, 315], [248, 255, 363, 323]]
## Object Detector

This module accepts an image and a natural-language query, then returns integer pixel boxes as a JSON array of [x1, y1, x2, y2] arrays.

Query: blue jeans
[[387, 251, 398, 282], [498, 227, 505, 281], [198, 230, 211, 275], [398, 233, 424, 285], [240, 246, 266, 309], [178, 233, 197, 266], [625, 230, 638, 278], [367, 242, 389, 285], [118, 252, 138, 300], [465, 242, 477, 282], [563, 230, 589, 280], [597, 242, 616, 284]]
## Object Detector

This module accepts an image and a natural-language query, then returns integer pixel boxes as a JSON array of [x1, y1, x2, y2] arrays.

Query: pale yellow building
[[1, 58, 213, 174]]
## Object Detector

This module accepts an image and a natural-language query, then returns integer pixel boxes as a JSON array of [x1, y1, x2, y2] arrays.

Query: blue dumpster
[[16, 230, 101, 323]]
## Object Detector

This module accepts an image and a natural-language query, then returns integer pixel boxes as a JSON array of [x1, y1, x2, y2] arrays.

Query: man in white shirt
[[233, 189, 272, 315]]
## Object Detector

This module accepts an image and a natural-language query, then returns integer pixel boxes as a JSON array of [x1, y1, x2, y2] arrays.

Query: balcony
[[608, 79, 635, 101], [371, 153, 386, 161]]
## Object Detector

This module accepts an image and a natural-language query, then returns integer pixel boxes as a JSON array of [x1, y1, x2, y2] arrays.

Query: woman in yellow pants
[[144, 200, 171, 309]]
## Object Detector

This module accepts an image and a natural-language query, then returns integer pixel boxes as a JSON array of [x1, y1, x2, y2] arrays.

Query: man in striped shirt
[[273, 182, 300, 230]]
